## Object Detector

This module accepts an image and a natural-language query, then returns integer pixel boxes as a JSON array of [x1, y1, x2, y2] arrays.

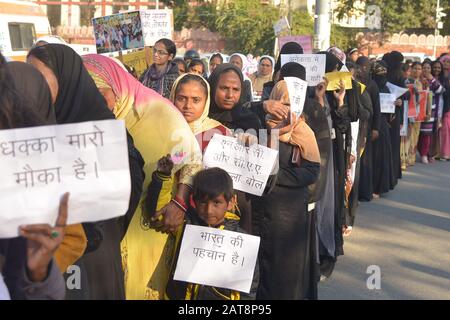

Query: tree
[[163, 0, 216, 31], [334, 0, 450, 34], [290, 10, 314, 36], [163, 0, 189, 30], [215, 0, 279, 55], [330, 25, 359, 50]]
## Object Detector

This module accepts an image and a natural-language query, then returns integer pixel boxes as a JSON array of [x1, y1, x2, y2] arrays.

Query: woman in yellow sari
[[83, 54, 202, 300]]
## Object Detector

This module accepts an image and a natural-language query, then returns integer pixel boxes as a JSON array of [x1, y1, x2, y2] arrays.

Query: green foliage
[[215, 0, 279, 55], [335, 0, 450, 33], [290, 10, 314, 36], [330, 24, 358, 50], [166, 0, 217, 31]]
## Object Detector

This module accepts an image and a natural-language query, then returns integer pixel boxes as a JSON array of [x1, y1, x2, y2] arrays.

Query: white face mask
[[0, 273, 11, 300]]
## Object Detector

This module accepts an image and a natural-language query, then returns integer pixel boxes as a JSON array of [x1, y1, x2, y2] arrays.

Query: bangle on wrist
[[171, 197, 188, 212]]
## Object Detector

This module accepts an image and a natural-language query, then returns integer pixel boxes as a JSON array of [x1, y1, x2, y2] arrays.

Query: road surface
[[318, 160, 450, 299]]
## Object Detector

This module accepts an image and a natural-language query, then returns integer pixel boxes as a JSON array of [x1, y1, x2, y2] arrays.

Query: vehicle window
[[8, 23, 36, 51]]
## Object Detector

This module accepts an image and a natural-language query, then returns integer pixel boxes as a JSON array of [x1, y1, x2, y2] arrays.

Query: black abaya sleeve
[[368, 81, 381, 132], [242, 100, 267, 128], [331, 105, 351, 134], [302, 99, 332, 202], [274, 143, 320, 189]]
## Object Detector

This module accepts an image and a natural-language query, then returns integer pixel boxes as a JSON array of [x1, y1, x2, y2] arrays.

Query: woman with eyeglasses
[[139, 38, 180, 99]]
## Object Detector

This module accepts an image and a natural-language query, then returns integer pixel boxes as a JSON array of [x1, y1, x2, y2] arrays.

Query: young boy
[[145, 155, 259, 300]]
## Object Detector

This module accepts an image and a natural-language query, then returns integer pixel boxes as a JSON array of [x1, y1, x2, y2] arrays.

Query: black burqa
[[251, 62, 321, 299], [27, 44, 144, 300], [384, 51, 405, 184], [7, 61, 55, 125], [317, 52, 351, 276], [208, 63, 263, 234], [371, 60, 395, 194], [356, 56, 381, 201], [345, 80, 371, 226], [2, 61, 59, 300], [280, 62, 332, 206]]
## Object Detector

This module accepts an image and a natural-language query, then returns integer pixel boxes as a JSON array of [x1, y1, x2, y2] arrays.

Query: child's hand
[[157, 154, 174, 176]]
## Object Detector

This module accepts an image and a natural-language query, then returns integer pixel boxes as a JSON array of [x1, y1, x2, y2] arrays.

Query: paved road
[[318, 160, 450, 300]]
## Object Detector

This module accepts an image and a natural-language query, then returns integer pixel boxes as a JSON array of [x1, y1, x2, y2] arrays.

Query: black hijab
[[274, 42, 304, 76], [372, 60, 388, 90], [7, 61, 55, 125], [384, 51, 404, 86], [208, 63, 262, 130], [208, 63, 244, 125], [280, 62, 306, 80], [27, 44, 114, 124], [318, 51, 341, 73], [278, 61, 331, 202]]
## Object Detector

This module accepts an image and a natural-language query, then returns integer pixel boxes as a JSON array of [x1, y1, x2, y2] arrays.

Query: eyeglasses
[[154, 49, 169, 56]]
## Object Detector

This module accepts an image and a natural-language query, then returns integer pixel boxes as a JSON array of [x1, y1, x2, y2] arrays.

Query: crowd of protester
[[0, 36, 448, 300]]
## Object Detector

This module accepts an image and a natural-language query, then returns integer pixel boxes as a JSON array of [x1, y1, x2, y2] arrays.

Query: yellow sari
[[83, 54, 202, 300]]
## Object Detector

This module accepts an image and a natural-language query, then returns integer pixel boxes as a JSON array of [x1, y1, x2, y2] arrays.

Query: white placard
[[173, 224, 260, 293], [386, 82, 408, 99], [0, 120, 131, 238], [280, 54, 326, 86], [380, 93, 397, 114], [350, 120, 360, 184], [203, 135, 278, 196], [400, 100, 409, 137], [140, 9, 173, 46], [284, 77, 308, 117]]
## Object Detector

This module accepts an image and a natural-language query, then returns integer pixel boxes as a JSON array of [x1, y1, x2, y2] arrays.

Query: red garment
[[195, 124, 231, 153]]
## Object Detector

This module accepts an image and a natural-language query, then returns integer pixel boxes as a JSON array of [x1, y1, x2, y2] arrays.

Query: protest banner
[[92, 11, 145, 54], [284, 77, 308, 117], [380, 93, 397, 113], [0, 120, 131, 238], [278, 35, 313, 54], [407, 84, 417, 118], [325, 71, 353, 91], [416, 90, 434, 122], [173, 224, 260, 293], [120, 49, 151, 78], [140, 9, 174, 46], [203, 135, 278, 196], [280, 54, 326, 86]]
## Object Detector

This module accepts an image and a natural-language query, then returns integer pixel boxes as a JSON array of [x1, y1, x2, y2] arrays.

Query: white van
[[0, 0, 51, 61]]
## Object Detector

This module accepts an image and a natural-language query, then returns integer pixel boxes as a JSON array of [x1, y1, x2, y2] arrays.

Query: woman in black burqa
[[27, 43, 145, 299]]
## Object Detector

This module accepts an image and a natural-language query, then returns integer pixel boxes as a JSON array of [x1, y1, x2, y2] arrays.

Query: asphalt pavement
[[318, 160, 450, 300]]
